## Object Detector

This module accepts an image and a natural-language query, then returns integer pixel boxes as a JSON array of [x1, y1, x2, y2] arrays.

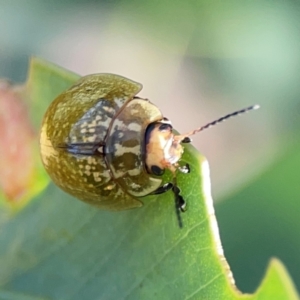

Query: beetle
[[40, 73, 259, 218]]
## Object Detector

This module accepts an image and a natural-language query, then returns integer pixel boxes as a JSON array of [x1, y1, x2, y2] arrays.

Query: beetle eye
[[151, 165, 164, 176], [158, 123, 172, 131]]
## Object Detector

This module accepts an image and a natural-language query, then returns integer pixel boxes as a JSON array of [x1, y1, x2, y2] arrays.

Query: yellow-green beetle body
[[40, 74, 163, 210], [40, 73, 259, 214]]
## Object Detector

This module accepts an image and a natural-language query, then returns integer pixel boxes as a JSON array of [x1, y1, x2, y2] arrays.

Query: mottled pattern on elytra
[[42, 74, 141, 151], [40, 74, 146, 210], [106, 99, 163, 197], [40, 138, 140, 210], [66, 99, 115, 154]]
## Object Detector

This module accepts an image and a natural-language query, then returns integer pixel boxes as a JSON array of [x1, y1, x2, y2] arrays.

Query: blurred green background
[[1, 0, 300, 295]]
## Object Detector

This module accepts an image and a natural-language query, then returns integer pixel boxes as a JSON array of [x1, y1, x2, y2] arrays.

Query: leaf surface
[[0, 58, 297, 300]]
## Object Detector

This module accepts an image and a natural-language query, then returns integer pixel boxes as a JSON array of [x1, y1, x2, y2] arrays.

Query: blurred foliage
[[216, 142, 300, 293], [0, 81, 46, 211]]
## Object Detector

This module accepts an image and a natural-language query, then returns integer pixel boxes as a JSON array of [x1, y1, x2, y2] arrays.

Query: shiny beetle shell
[[40, 74, 164, 210], [40, 73, 259, 214]]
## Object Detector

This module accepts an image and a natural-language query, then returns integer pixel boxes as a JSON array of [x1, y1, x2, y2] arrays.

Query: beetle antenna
[[179, 104, 260, 140]]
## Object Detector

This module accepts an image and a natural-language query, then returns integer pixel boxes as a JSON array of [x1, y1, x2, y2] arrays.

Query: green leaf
[[253, 259, 299, 300], [0, 58, 298, 299], [26, 57, 80, 128]]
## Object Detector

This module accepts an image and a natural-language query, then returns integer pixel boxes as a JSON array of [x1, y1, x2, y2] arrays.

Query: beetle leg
[[172, 185, 187, 212], [171, 176, 187, 229], [150, 182, 173, 195], [177, 163, 190, 174]]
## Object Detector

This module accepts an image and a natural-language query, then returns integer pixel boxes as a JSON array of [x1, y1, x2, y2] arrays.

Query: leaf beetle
[[40, 73, 259, 220]]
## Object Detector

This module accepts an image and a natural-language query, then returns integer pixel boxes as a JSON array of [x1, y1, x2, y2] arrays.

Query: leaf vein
[[184, 272, 223, 300], [122, 217, 207, 299]]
